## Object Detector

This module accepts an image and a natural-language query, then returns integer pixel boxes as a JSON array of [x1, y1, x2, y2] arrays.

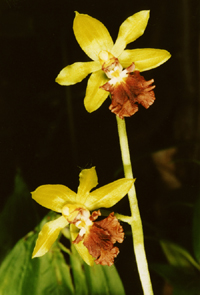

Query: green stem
[[58, 242, 71, 255], [116, 116, 154, 295], [101, 209, 132, 223]]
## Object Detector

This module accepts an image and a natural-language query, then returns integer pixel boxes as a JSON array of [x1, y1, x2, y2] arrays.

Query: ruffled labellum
[[100, 54, 156, 119], [73, 211, 124, 266]]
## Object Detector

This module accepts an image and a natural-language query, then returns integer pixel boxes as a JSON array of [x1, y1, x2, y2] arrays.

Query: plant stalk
[[116, 116, 154, 295]]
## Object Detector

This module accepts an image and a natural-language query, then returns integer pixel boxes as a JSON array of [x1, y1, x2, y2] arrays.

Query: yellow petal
[[76, 167, 98, 204], [119, 48, 171, 72], [84, 70, 109, 112], [111, 10, 150, 57], [70, 224, 94, 266], [73, 12, 114, 61], [55, 61, 101, 86], [32, 185, 76, 212], [32, 216, 68, 258], [85, 178, 134, 211]]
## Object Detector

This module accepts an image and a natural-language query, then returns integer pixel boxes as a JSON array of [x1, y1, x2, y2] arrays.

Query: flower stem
[[101, 208, 132, 223], [116, 116, 154, 295], [58, 242, 71, 255]]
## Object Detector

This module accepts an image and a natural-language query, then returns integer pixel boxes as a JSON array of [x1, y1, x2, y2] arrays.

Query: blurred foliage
[[0, 212, 126, 295], [152, 193, 200, 294], [0, 171, 39, 263]]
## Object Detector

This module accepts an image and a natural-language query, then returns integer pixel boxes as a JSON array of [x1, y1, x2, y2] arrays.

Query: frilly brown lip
[[101, 69, 155, 119], [73, 211, 124, 266], [100, 59, 155, 119]]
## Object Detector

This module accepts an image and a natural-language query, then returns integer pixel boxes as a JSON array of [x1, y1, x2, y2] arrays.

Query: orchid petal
[[111, 10, 150, 57], [32, 216, 68, 258], [70, 224, 94, 266], [84, 70, 109, 112], [73, 12, 114, 61], [85, 178, 134, 211], [119, 48, 171, 72], [32, 185, 76, 212], [55, 61, 101, 86], [76, 167, 98, 204]]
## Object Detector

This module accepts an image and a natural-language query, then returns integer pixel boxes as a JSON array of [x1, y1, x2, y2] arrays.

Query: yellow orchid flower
[[32, 167, 134, 266], [56, 11, 171, 118]]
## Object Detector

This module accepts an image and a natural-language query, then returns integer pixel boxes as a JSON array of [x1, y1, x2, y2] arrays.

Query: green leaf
[[193, 195, 200, 263], [0, 211, 125, 295], [160, 240, 200, 271], [70, 244, 126, 295], [48, 250, 74, 295], [101, 264, 126, 295], [70, 245, 88, 295], [0, 170, 39, 262], [152, 263, 200, 295], [84, 263, 126, 295], [0, 222, 74, 294]]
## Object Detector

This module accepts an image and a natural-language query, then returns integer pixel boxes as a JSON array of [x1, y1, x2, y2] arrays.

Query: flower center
[[62, 203, 93, 236], [98, 50, 124, 80]]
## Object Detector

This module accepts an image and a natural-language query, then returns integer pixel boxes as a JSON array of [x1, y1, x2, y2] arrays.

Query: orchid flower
[[32, 167, 134, 266], [56, 11, 171, 118]]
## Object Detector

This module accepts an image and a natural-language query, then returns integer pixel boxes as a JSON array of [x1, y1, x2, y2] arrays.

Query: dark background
[[0, 0, 199, 294]]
